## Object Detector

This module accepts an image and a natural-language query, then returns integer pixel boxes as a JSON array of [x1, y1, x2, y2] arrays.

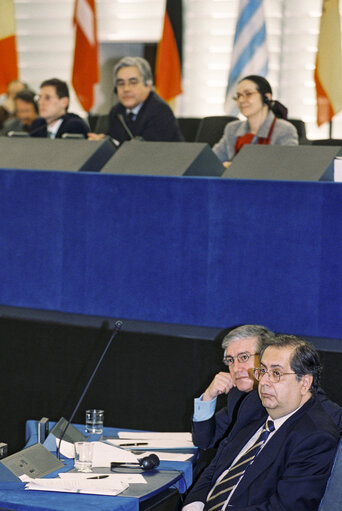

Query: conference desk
[[0, 421, 196, 511]]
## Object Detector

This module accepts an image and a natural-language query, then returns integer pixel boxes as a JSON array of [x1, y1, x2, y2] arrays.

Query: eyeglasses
[[116, 78, 142, 88], [253, 367, 296, 383], [233, 91, 259, 101], [223, 352, 258, 367]]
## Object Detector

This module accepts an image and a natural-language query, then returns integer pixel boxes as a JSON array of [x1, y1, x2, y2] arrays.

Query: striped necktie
[[204, 419, 275, 511]]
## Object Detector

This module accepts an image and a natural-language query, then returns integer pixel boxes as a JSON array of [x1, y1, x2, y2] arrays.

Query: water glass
[[74, 441, 93, 472], [85, 409, 104, 434]]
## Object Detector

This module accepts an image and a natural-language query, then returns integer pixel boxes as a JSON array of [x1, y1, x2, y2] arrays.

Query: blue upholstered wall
[[0, 169, 341, 338]]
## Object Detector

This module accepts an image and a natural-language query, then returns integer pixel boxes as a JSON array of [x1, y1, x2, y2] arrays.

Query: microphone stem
[[56, 320, 123, 459]]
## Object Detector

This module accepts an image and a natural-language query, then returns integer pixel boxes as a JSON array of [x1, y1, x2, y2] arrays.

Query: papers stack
[[22, 472, 146, 496]]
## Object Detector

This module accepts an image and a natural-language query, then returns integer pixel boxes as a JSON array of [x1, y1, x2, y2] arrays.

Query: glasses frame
[[223, 352, 258, 367], [115, 78, 143, 89], [253, 367, 296, 383], [233, 90, 259, 102]]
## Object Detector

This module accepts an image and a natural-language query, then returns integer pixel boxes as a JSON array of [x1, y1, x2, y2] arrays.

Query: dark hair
[[15, 89, 38, 113], [40, 78, 69, 99], [260, 334, 321, 394], [239, 74, 288, 119]]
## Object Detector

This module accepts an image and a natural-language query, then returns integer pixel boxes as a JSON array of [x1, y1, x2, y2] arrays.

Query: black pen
[[119, 442, 148, 447], [87, 475, 109, 479]]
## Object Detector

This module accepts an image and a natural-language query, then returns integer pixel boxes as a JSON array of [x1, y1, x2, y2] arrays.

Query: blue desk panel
[[0, 169, 341, 337]]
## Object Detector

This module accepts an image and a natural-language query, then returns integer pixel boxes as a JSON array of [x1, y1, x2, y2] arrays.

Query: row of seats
[[88, 114, 342, 148]]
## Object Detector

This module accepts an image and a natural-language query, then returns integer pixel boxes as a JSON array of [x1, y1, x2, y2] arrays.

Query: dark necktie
[[127, 111, 135, 122], [204, 419, 275, 511]]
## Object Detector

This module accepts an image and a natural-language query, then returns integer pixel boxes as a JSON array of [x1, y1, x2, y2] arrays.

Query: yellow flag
[[314, 0, 342, 126]]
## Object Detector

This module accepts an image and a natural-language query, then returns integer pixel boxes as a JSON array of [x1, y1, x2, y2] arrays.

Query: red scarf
[[234, 117, 277, 156]]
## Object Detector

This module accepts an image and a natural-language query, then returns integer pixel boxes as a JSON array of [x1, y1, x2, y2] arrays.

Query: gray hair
[[222, 324, 274, 354], [113, 56, 153, 87]]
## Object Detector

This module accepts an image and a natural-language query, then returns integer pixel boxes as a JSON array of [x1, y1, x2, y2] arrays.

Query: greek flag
[[224, 0, 268, 114]]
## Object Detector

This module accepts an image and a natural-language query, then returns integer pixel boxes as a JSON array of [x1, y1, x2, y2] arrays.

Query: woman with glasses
[[213, 75, 298, 167]]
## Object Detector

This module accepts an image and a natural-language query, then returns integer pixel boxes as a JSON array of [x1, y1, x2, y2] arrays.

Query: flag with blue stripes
[[224, 0, 268, 114]]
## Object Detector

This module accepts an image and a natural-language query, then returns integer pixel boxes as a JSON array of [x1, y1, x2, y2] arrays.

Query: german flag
[[155, 0, 182, 102], [314, 0, 342, 126], [0, 0, 19, 94]]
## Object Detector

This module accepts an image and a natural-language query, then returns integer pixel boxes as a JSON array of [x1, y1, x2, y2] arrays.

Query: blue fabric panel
[[0, 169, 341, 338]]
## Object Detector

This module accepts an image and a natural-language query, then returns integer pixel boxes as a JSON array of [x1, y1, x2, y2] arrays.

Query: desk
[[0, 421, 196, 510]]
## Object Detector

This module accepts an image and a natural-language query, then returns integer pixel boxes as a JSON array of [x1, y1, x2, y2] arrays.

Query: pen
[[119, 442, 148, 446], [87, 475, 109, 479]]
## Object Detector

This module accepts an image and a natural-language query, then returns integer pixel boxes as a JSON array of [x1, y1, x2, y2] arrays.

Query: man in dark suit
[[88, 56, 182, 144], [30, 78, 89, 138], [184, 335, 339, 511], [192, 324, 274, 450]]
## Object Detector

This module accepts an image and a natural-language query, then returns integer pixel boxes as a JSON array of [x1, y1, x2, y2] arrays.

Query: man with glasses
[[30, 78, 89, 138], [88, 56, 182, 144], [192, 324, 274, 450], [184, 335, 339, 511]]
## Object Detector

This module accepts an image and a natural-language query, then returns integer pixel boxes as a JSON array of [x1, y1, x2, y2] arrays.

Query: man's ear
[[61, 96, 69, 111], [301, 374, 313, 394]]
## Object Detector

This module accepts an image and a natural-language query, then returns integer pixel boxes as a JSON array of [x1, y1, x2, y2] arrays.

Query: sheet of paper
[[92, 441, 138, 467], [59, 472, 146, 484], [109, 438, 194, 449], [118, 431, 192, 441], [22, 474, 129, 496], [56, 438, 76, 459]]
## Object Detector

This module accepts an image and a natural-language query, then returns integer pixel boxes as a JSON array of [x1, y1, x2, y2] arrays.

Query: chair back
[[319, 439, 342, 510], [177, 118, 201, 142], [94, 114, 109, 134], [287, 118, 310, 145], [195, 116, 238, 147]]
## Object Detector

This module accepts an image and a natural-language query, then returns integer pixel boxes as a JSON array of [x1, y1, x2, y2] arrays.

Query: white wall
[[13, 0, 342, 139]]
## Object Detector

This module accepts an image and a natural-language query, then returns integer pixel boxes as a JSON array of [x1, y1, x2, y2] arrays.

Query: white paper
[[334, 158, 342, 182], [92, 441, 138, 467], [56, 438, 76, 459], [59, 472, 146, 484], [118, 431, 192, 441], [22, 474, 129, 496], [110, 438, 194, 449]]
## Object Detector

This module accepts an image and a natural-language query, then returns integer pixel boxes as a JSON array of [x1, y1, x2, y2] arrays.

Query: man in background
[[30, 78, 89, 138], [88, 56, 182, 144], [0, 90, 38, 135], [192, 324, 274, 450]]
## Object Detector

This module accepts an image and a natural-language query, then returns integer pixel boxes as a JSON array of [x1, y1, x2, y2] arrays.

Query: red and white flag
[[0, 0, 19, 94], [72, 0, 99, 112]]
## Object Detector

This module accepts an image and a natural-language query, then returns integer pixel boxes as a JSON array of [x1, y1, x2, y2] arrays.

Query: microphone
[[56, 320, 123, 459], [111, 454, 160, 472], [117, 113, 144, 141]]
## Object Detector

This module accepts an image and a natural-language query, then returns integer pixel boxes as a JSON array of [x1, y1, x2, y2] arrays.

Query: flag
[[314, 0, 342, 126], [224, 0, 268, 114], [0, 0, 19, 94], [155, 0, 182, 102], [72, 0, 99, 112]]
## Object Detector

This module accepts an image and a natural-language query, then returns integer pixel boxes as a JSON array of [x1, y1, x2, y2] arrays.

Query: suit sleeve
[[138, 101, 182, 142], [192, 389, 247, 450]]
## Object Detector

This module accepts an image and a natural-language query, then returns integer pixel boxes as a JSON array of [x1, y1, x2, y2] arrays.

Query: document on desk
[[92, 441, 138, 467], [112, 432, 194, 450], [22, 473, 145, 496]]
